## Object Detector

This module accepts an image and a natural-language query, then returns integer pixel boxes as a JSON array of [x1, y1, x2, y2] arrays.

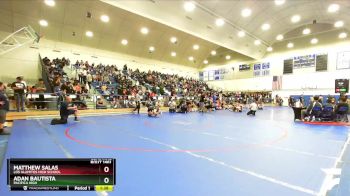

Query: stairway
[[62, 65, 99, 109]]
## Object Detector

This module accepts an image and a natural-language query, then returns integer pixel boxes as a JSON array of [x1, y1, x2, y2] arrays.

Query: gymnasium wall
[[38, 39, 199, 79], [204, 40, 350, 95], [0, 31, 40, 84]]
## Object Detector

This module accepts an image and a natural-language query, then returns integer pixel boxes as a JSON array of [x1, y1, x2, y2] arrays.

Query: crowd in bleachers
[[2, 56, 346, 122], [36, 57, 279, 113], [42, 57, 92, 109]]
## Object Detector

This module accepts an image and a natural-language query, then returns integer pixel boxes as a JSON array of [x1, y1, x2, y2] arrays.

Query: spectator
[[132, 101, 141, 114], [86, 72, 93, 90], [234, 102, 243, 112], [96, 98, 107, 109], [306, 96, 323, 115], [73, 82, 81, 94], [321, 98, 335, 121], [335, 95, 349, 122], [288, 96, 294, 107], [12, 76, 26, 112], [304, 96, 323, 121], [35, 79, 47, 109], [294, 98, 303, 108], [147, 104, 160, 117], [169, 99, 176, 113], [0, 82, 10, 135], [110, 97, 117, 109], [247, 100, 258, 116]]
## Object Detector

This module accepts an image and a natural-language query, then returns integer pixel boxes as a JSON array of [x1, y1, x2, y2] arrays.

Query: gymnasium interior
[[0, 0, 349, 196]]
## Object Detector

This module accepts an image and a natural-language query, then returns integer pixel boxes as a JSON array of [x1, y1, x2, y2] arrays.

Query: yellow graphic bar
[[95, 185, 114, 192]]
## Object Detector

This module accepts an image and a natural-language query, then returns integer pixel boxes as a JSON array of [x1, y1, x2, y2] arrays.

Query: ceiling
[[0, 0, 251, 68], [196, 0, 350, 42], [0, 0, 349, 68], [102, 0, 350, 60]]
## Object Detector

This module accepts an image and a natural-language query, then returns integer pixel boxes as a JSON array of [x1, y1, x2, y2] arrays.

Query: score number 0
[[103, 166, 110, 184]]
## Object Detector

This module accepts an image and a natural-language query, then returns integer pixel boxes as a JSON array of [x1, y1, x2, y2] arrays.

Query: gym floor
[[0, 107, 349, 196]]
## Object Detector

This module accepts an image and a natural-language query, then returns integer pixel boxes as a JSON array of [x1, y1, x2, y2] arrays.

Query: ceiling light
[[328, 4, 339, 13], [193, 44, 199, 50], [339, 32, 347, 39], [238, 31, 245, 37], [121, 39, 128, 45], [261, 23, 270, 31], [267, 47, 273, 52], [291, 15, 301, 23], [241, 8, 252, 17], [149, 46, 155, 52], [184, 1, 196, 12], [171, 52, 176, 57], [188, 56, 194, 61], [215, 18, 225, 26], [334, 21, 344, 28], [287, 42, 294, 48], [276, 34, 284, 40], [141, 27, 149, 34], [211, 50, 216, 56], [44, 0, 55, 7], [85, 31, 93, 37], [310, 38, 318, 44], [203, 60, 208, 64], [302, 28, 311, 35], [170, 37, 177, 43], [254, 40, 261, 45], [225, 55, 231, 60], [274, 0, 285, 6], [39, 19, 48, 27], [100, 15, 109, 23]]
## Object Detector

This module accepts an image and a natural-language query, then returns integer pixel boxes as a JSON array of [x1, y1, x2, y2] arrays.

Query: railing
[[6, 92, 175, 112], [6, 92, 276, 112]]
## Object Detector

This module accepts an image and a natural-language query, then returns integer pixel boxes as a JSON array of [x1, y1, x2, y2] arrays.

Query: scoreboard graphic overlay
[[7, 158, 116, 191], [335, 79, 349, 93]]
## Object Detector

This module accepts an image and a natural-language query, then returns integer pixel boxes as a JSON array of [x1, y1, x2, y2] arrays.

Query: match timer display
[[7, 158, 115, 191]]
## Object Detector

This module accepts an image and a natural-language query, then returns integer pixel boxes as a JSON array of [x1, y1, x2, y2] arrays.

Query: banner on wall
[[293, 54, 316, 68], [199, 68, 228, 81], [253, 63, 261, 77], [261, 62, 270, 76], [284, 53, 328, 71], [253, 62, 270, 77]]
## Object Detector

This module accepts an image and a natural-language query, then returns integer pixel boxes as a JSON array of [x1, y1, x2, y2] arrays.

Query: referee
[[60, 96, 79, 123]]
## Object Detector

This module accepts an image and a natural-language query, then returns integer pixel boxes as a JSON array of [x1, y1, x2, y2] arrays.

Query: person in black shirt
[[133, 101, 141, 114], [60, 96, 79, 123], [147, 105, 160, 117], [35, 79, 47, 109], [0, 82, 10, 134], [305, 96, 323, 121], [65, 82, 75, 94], [96, 98, 107, 109], [306, 96, 323, 114], [11, 77, 26, 112], [199, 94, 205, 112], [288, 96, 294, 107], [335, 95, 349, 122]]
